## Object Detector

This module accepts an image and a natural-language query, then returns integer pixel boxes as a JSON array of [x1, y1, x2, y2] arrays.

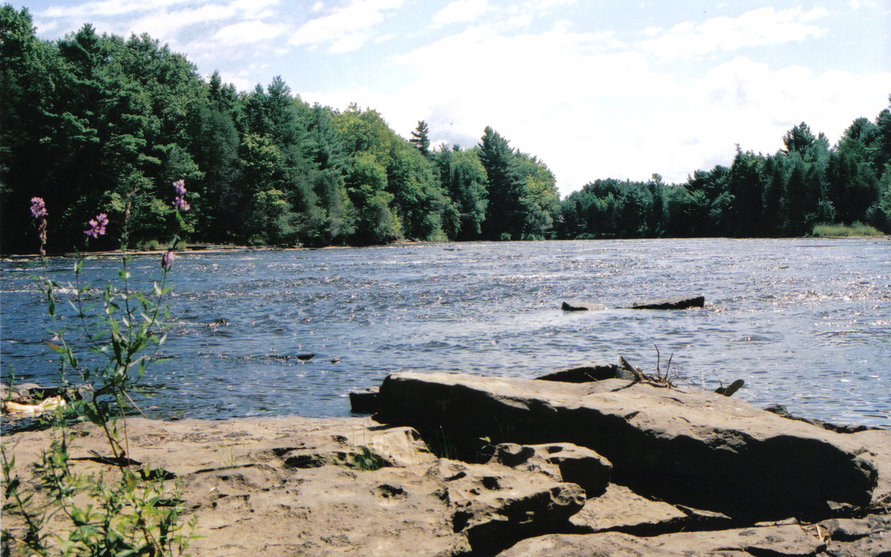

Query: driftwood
[[615, 354, 677, 391], [715, 379, 744, 397]]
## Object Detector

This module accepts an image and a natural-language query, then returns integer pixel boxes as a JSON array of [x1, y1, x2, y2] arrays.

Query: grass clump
[[347, 447, 387, 471], [811, 222, 885, 237]]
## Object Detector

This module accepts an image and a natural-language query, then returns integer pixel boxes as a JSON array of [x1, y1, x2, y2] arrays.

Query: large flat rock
[[2, 416, 583, 556], [498, 524, 828, 556], [376, 372, 878, 521], [569, 483, 688, 534]]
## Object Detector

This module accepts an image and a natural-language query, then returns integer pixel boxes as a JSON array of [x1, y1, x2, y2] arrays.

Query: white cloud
[[289, 0, 405, 52], [41, 0, 186, 19], [229, 0, 281, 18], [433, 0, 489, 26], [129, 4, 237, 42], [212, 20, 286, 45], [640, 6, 829, 60], [217, 70, 256, 91], [28, 0, 891, 195], [348, 16, 890, 194]]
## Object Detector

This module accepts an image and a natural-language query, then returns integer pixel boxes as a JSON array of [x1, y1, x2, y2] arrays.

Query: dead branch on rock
[[616, 352, 679, 391]]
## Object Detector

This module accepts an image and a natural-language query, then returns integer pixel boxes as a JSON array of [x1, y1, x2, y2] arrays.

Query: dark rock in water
[[536, 363, 624, 383], [350, 387, 379, 414], [296, 353, 315, 361], [376, 372, 877, 522], [561, 300, 607, 311], [630, 296, 705, 310], [715, 378, 744, 396]]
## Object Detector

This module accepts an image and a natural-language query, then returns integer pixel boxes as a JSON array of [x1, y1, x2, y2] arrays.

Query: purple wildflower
[[161, 250, 175, 271], [173, 179, 186, 197], [30, 197, 47, 218], [84, 213, 109, 239], [172, 179, 190, 212], [30, 197, 48, 255]]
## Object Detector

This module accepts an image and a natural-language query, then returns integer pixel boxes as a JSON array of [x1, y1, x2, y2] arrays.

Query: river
[[2, 238, 889, 428]]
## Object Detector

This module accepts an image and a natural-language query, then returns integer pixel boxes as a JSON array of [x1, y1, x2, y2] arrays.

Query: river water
[[2, 238, 889, 428]]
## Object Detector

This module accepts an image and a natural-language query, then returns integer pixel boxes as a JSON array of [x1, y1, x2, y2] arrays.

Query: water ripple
[[2, 238, 889, 427]]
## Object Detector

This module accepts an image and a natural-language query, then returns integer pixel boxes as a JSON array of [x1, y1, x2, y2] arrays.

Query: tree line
[[2, 6, 889, 253], [559, 118, 891, 239]]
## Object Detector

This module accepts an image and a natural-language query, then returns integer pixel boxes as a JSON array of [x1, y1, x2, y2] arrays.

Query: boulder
[[630, 295, 705, 309], [435, 459, 586, 554], [2, 416, 585, 557], [349, 386, 379, 414], [765, 403, 873, 433], [489, 442, 612, 497], [569, 483, 688, 535], [849, 427, 891, 512], [375, 372, 877, 521], [819, 514, 891, 556], [535, 363, 626, 383], [499, 523, 829, 556]]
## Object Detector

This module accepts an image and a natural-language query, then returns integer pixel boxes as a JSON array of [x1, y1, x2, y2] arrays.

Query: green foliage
[[347, 447, 387, 471], [811, 222, 884, 237], [434, 147, 488, 239], [477, 127, 560, 240], [557, 99, 891, 239], [1, 183, 195, 555], [0, 10, 887, 248], [409, 120, 431, 157]]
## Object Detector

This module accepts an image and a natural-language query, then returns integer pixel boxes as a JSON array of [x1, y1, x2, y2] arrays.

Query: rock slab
[[376, 371, 877, 521], [2, 416, 588, 556]]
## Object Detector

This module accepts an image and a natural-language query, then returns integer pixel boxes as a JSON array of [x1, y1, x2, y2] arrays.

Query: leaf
[[4, 477, 20, 498]]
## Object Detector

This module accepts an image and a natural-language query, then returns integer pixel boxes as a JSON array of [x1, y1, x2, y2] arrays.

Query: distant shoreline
[[2, 235, 888, 260]]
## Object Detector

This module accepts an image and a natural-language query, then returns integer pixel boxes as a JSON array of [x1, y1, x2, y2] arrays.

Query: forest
[[2, 5, 890, 253]]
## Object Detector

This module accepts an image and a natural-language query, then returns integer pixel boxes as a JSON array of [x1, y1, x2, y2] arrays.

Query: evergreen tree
[[478, 127, 523, 239], [409, 120, 431, 157]]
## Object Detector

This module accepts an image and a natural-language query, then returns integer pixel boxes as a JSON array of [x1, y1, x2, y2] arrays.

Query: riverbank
[[3, 367, 889, 556], [811, 222, 886, 237], [4, 233, 888, 260]]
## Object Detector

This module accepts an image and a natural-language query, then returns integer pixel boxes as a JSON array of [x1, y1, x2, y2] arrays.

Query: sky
[[16, 0, 891, 196]]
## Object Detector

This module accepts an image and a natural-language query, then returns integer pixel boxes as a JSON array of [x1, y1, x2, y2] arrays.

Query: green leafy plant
[[347, 447, 387, 471], [1, 181, 195, 556]]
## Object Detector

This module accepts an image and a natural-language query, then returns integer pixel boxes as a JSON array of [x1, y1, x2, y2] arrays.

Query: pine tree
[[409, 120, 430, 157]]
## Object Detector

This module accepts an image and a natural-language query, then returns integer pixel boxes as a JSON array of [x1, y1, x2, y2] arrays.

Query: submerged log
[[561, 300, 607, 311], [630, 296, 705, 310]]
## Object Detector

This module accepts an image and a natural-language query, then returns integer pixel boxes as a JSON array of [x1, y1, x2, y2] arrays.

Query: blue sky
[[17, 0, 891, 196]]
